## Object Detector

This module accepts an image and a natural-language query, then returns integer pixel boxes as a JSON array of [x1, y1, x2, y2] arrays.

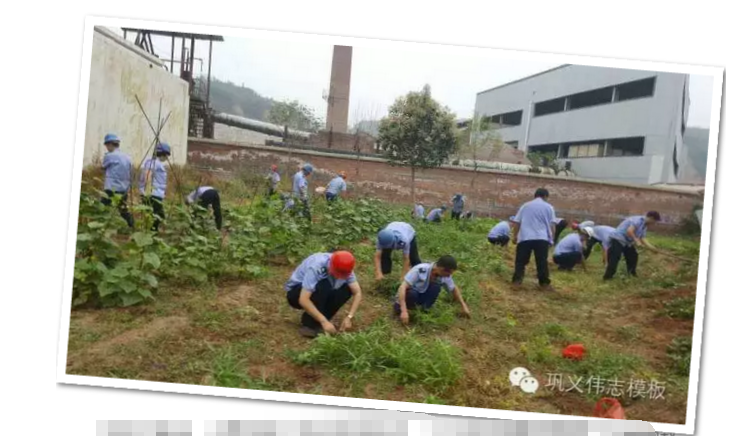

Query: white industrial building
[[474, 64, 694, 185], [84, 27, 189, 166]]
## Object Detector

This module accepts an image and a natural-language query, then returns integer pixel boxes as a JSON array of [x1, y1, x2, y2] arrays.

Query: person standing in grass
[[266, 164, 280, 196], [139, 143, 171, 232], [185, 186, 222, 230], [100, 133, 134, 228], [426, 205, 447, 223], [285, 250, 363, 338], [583, 225, 614, 263], [292, 163, 313, 220], [394, 255, 471, 325], [374, 222, 422, 281], [552, 231, 588, 272], [488, 217, 515, 247], [325, 171, 347, 202], [603, 211, 662, 280], [451, 194, 465, 220], [412, 203, 425, 220], [511, 188, 557, 291]]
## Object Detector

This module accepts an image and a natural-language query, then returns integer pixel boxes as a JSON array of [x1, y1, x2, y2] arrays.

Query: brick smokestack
[[326, 45, 352, 134]]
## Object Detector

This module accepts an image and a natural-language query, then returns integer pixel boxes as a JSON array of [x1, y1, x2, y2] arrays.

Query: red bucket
[[593, 398, 626, 420], [562, 343, 586, 360]]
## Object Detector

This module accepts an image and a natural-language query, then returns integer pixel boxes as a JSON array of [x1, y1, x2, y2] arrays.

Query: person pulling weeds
[[603, 211, 662, 280], [285, 250, 363, 338], [185, 185, 222, 230], [374, 222, 422, 282], [393, 255, 471, 325], [100, 133, 134, 228], [552, 230, 589, 272]]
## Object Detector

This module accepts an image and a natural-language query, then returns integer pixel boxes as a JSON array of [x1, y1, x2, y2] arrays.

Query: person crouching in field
[[552, 230, 588, 272], [426, 205, 447, 223], [412, 203, 425, 220], [393, 255, 471, 325], [374, 222, 422, 281], [325, 171, 348, 202], [185, 186, 222, 230], [488, 217, 515, 247], [603, 211, 662, 280], [583, 225, 613, 263], [285, 251, 363, 338], [100, 133, 134, 228]]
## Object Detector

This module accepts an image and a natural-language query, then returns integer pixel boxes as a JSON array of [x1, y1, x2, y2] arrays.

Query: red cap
[[340, 171, 347, 179], [570, 221, 580, 230], [562, 343, 586, 360], [271, 164, 278, 171], [329, 251, 355, 279]]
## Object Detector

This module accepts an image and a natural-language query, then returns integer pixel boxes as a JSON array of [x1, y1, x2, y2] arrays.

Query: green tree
[[266, 100, 322, 133], [378, 85, 457, 202], [456, 113, 505, 187]]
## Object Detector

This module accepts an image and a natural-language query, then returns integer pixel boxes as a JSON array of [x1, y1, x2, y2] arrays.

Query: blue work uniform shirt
[[426, 208, 444, 221], [292, 171, 308, 199], [609, 216, 647, 247], [591, 225, 615, 250], [376, 222, 416, 255], [488, 221, 511, 239], [413, 204, 425, 218], [326, 176, 347, 195], [554, 233, 584, 256], [139, 158, 168, 198], [102, 149, 132, 193], [186, 186, 214, 204], [514, 198, 557, 243], [284, 253, 357, 293], [268, 171, 280, 189], [404, 263, 456, 294], [451, 195, 465, 213]]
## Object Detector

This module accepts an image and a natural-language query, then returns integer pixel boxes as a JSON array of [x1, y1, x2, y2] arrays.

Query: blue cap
[[104, 133, 120, 144], [302, 163, 314, 174], [509, 216, 517, 221], [377, 229, 396, 249], [156, 143, 171, 154]]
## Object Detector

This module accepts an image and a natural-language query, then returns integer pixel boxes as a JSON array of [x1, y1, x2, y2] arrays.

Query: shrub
[[667, 337, 692, 376], [662, 297, 695, 320]]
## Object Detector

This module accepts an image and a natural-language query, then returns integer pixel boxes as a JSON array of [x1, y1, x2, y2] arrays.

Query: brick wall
[[307, 130, 377, 154], [188, 139, 703, 233]]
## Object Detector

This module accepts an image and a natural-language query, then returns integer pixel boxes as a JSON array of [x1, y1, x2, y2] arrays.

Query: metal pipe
[[207, 39, 213, 109], [212, 113, 312, 140], [170, 35, 174, 73]]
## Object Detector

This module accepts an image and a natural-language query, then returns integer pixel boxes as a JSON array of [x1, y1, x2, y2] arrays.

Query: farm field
[[67, 168, 699, 424]]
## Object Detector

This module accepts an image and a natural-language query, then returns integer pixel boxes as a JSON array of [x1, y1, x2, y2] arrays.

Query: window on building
[[527, 144, 559, 156], [534, 97, 566, 117], [605, 137, 645, 156], [487, 110, 523, 127], [501, 110, 523, 126], [615, 77, 656, 102], [567, 86, 614, 110], [566, 142, 604, 158]]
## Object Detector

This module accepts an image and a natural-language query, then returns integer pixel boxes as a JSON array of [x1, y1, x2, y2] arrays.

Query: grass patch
[[667, 337, 692, 376], [210, 346, 287, 391], [662, 297, 695, 320], [292, 322, 462, 392]]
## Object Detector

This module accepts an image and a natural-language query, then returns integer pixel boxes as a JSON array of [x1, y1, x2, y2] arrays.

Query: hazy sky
[[125, 30, 715, 128]]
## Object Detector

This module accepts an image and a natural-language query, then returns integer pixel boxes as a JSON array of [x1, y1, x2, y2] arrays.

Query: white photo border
[[57, 15, 725, 436]]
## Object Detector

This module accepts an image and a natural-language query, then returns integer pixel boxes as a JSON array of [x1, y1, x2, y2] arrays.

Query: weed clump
[[292, 322, 462, 391]]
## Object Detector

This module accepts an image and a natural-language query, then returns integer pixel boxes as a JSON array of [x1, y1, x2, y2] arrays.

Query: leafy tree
[[267, 99, 322, 133], [526, 151, 560, 174], [456, 113, 505, 187], [378, 85, 457, 202]]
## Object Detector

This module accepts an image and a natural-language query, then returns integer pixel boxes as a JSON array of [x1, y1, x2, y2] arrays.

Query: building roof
[[121, 28, 224, 42], [476, 64, 571, 95]]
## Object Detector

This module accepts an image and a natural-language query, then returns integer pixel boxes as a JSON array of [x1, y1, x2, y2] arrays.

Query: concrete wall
[[474, 65, 689, 185], [187, 139, 703, 233], [84, 27, 189, 167]]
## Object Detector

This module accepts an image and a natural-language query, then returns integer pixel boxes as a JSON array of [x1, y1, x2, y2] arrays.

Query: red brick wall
[[307, 130, 377, 154], [188, 139, 702, 232]]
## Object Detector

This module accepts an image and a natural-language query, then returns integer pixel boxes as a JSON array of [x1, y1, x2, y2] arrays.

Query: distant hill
[[683, 127, 710, 179], [203, 78, 275, 121]]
